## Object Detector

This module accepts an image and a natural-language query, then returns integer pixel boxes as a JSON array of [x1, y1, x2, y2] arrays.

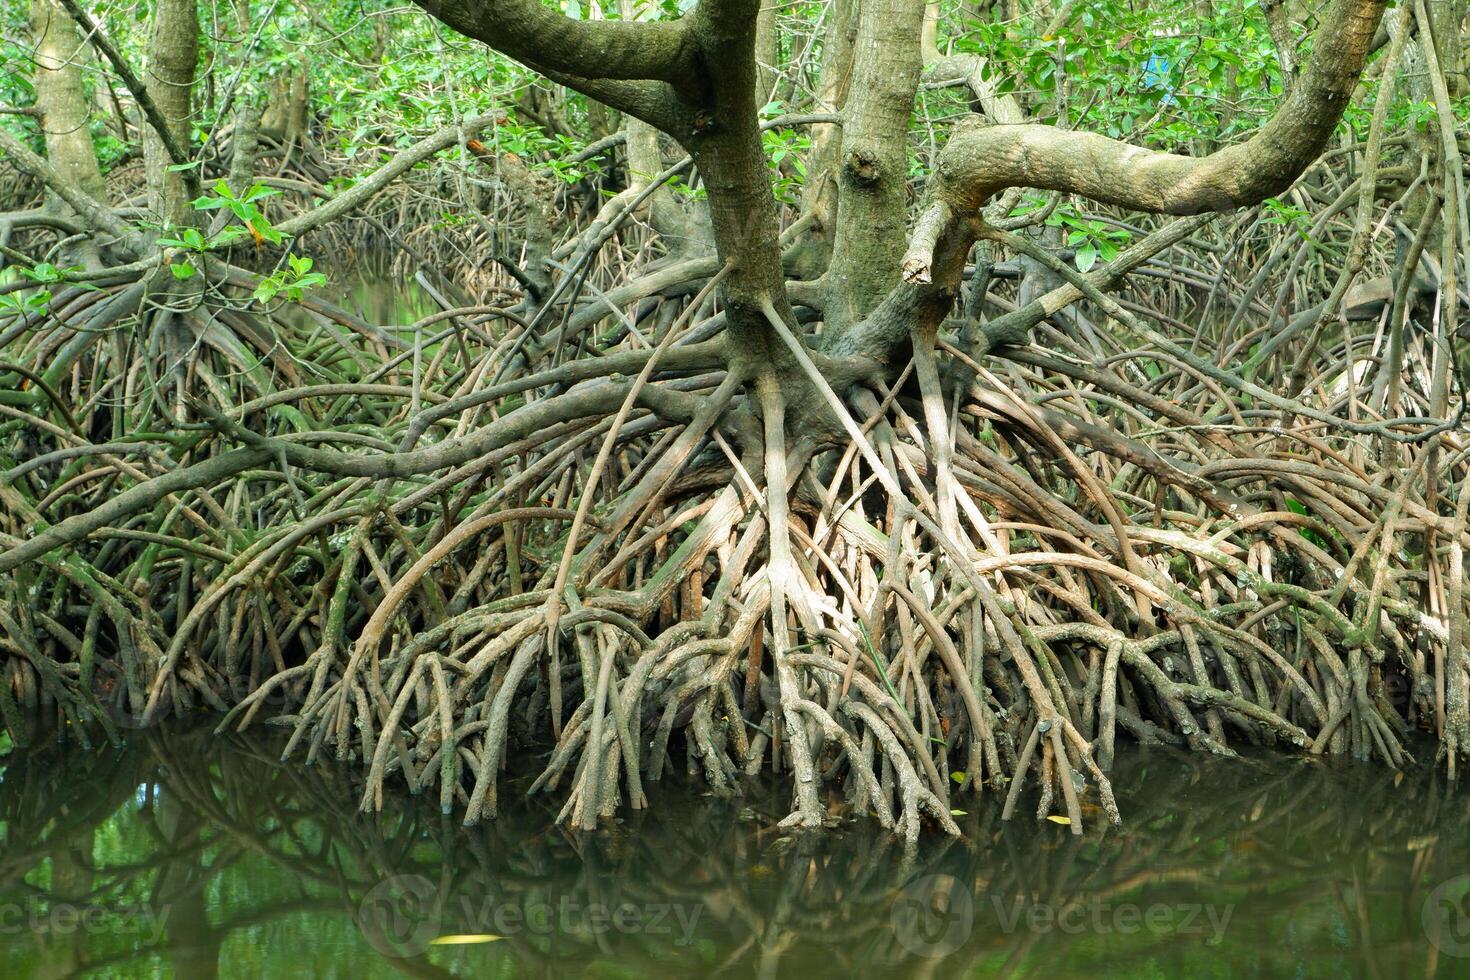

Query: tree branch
[[273, 113, 501, 240], [0, 125, 141, 251], [414, 0, 696, 87], [926, 0, 1387, 217]]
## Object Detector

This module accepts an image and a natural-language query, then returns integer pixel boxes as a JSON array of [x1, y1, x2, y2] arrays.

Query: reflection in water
[[2, 729, 1469, 978], [317, 258, 441, 327], [271, 256, 442, 346]]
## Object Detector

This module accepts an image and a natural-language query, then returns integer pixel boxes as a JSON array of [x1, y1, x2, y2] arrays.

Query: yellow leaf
[[429, 935, 503, 946], [1046, 815, 1072, 826]]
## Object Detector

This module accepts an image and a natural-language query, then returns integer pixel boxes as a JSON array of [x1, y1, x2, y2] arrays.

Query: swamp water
[[1, 728, 1468, 979]]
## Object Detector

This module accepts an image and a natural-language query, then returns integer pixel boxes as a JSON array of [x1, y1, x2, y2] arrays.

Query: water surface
[[2, 727, 1468, 979]]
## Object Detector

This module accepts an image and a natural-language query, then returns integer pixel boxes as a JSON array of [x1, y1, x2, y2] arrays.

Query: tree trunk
[[224, 0, 260, 193], [822, 0, 925, 338], [28, 0, 106, 234], [754, 0, 779, 100], [1429, 0, 1467, 96], [143, 0, 199, 225], [793, 0, 855, 278]]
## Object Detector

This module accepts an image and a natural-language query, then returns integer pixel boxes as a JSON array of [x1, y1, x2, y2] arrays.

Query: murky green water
[[2, 728, 1468, 979], [317, 257, 442, 327]]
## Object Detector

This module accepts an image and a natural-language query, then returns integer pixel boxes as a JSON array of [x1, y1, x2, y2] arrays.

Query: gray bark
[[28, 0, 105, 202], [144, 0, 199, 225], [823, 0, 926, 337]]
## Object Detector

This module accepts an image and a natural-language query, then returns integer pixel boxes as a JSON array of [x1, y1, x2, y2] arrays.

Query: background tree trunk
[[822, 0, 925, 337], [28, 0, 105, 266], [793, 0, 855, 278], [144, 0, 198, 225]]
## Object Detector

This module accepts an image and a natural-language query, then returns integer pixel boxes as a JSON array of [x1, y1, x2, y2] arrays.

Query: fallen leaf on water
[[951, 809, 967, 816], [1046, 815, 1072, 826], [430, 935, 503, 946], [1394, 771, 1405, 787]]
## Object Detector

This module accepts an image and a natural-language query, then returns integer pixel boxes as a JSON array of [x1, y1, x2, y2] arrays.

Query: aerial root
[[6, 251, 1466, 840]]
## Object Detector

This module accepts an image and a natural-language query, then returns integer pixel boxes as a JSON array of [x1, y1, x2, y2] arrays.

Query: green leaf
[[21, 263, 63, 283], [169, 261, 197, 280], [1075, 242, 1098, 272]]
